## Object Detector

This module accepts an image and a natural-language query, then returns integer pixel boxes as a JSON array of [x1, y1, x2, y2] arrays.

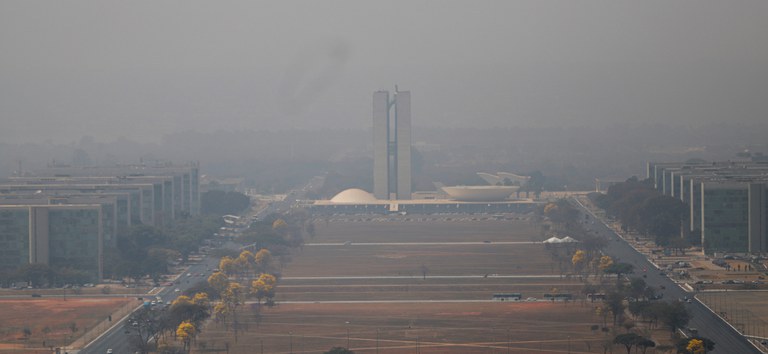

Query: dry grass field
[[0, 297, 133, 353], [198, 302, 610, 354], [194, 215, 627, 353]]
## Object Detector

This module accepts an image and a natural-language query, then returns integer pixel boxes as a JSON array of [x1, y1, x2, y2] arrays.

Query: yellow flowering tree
[[207, 271, 229, 297], [251, 273, 277, 304], [176, 321, 196, 353], [686, 338, 704, 354]]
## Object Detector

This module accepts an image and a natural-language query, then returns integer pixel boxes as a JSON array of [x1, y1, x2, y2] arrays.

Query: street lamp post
[[345, 321, 350, 349], [507, 328, 510, 354]]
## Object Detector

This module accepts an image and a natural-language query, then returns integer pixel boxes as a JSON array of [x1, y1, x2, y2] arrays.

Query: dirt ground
[[193, 216, 646, 353], [0, 297, 133, 352], [198, 302, 610, 354]]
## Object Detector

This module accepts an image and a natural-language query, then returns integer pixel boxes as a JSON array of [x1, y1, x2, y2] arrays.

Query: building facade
[[0, 162, 201, 279], [647, 161, 768, 254], [373, 90, 412, 200]]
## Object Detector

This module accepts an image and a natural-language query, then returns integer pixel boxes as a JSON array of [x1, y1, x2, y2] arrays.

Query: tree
[[236, 250, 256, 279], [221, 282, 246, 336], [523, 171, 546, 198], [605, 262, 634, 287], [605, 291, 626, 325], [572, 250, 586, 268], [324, 347, 355, 354], [306, 222, 316, 239], [254, 248, 273, 274], [201, 190, 250, 216], [598, 256, 613, 272], [629, 277, 648, 300], [676, 337, 715, 353], [168, 293, 210, 329], [207, 272, 230, 297], [18, 263, 54, 287], [613, 333, 641, 354], [637, 338, 656, 354], [176, 321, 196, 353], [686, 338, 704, 354], [660, 301, 690, 335], [219, 256, 237, 276], [250, 273, 277, 304], [272, 218, 288, 233], [127, 307, 163, 354]]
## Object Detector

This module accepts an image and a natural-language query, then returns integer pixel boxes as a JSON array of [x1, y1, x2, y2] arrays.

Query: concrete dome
[[330, 188, 378, 203]]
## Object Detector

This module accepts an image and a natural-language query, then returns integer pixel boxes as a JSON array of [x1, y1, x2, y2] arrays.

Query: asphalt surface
[[78, 258, 219, 354], [78, 189, 760, 354], [572, 198, 761, 354]]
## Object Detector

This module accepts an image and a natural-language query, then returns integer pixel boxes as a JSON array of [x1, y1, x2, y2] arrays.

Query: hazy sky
[[2, 1, 767, 143]]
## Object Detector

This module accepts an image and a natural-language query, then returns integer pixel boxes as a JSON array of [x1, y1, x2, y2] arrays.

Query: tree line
[[591, 177, 689, 250], [541, 198, 712, 353]]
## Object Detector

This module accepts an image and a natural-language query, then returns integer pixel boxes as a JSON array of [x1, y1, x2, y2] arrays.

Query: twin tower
[[373, 89, 411, 200]]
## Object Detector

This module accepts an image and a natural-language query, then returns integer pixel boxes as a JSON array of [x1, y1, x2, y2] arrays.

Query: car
[[174, 288, 181, 292], [107, 349, 113, 354], [31, 293, 42, 298]]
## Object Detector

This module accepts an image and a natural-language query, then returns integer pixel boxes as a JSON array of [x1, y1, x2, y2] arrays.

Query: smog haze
[[2, 0, 768, 144]]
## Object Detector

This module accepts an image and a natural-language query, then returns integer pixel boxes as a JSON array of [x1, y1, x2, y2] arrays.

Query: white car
[[107, 349, 113, 354], [174, 288, 181, 292]]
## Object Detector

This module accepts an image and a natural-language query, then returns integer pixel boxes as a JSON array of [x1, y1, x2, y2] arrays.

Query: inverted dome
[[441, 186, 519, 201], [330, 188, 379, 203]]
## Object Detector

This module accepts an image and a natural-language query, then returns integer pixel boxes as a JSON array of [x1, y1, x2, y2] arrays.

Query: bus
[[543, 293, 573, 301], [492, 293, 522, 301]]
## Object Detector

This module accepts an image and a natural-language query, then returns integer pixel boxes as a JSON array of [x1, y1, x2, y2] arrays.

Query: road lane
[[571, 197, 760, 354]]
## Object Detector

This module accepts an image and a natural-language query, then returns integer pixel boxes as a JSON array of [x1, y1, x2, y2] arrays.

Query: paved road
[[305, 241, 540, 246], [283, 274, 565, 280], [78, 258, 219, 354], [78, 179, 320, 354], [572, 197, 761, 354]]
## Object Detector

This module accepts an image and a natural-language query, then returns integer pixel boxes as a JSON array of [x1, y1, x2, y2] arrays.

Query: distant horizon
[[2, 120, 768, 146]]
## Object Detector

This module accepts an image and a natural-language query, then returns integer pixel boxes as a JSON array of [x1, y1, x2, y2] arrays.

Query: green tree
[[605, 291, 626, 325], [201, 190, 250, 216], [659, 301, 691, 334], [613, 333, 641, 354], [637, 338, 656, 354], [605, 262, 634, 287]]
